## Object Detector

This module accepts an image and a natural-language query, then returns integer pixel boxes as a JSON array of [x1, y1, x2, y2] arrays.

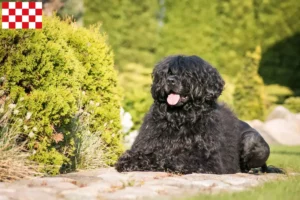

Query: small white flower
[[8, 104, 16, 109], [89, 100, 94, 105], [24, 125, 28, 131], [95, 102, 100, 107], [13, 109, 19, 115], [120, 107, 125, 116], [82, 91, 86, 95], [33, 127, 38, 132], [25, 112, 32, 120], [121, 112, 133, 133], [28, 131, 34, 138], [120, 108, 134, 133]]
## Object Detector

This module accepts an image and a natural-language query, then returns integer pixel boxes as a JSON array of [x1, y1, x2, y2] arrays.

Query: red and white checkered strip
[[2, 2, 42, 29]]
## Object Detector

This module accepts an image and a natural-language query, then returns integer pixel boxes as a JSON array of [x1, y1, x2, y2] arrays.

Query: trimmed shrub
[[283, 97, 300, 113], [119, 63, 153, 131], [233, 46, 266, 120], [0, 16, 123, 174]]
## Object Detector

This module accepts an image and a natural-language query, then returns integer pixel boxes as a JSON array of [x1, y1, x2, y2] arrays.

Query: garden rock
[[266, 106, 293, 121], [247, 106, 300, 145]]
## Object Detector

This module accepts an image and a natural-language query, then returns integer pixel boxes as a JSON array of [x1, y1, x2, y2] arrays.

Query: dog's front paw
[[114, 151, 134, 172]]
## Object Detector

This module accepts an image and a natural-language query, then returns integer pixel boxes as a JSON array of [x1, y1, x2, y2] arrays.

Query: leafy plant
[[0, 15, 123, 174]]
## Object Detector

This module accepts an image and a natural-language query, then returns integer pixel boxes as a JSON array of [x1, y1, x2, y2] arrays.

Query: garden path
[[0, 168, 287, 200]]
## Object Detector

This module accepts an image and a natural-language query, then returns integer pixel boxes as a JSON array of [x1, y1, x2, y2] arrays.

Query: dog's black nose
[[167, 76, 176, 85]]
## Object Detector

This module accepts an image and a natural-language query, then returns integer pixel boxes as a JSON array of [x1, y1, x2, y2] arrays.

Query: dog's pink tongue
[[167, 94, 180, 105]]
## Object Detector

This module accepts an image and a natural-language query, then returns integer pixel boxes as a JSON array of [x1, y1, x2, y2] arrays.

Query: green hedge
[[0, 16, 123, 174]]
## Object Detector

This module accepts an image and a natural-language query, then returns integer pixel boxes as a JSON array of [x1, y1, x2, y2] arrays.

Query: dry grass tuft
[[75, 129, 107, 169], [73, 106, 108, 169], [0, 103, 41, 182], [0, 145, 41, 182]]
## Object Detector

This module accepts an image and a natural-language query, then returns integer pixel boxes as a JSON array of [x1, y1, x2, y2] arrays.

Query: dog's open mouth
[[167, 93, 188, 106]]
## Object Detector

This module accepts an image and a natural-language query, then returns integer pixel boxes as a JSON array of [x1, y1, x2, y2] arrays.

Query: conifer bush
[[0, 15, 123, 174], [233, 46, 266, 120]]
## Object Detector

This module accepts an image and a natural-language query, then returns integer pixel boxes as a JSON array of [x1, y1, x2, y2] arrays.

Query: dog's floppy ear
[[150, 59, 168, 101], [203, 66, 225, 101]]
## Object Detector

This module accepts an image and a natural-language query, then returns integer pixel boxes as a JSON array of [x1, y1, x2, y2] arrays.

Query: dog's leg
[[114, 150, 146, 172], [240, 130, 270, 172], [115, 150, 162, 172]]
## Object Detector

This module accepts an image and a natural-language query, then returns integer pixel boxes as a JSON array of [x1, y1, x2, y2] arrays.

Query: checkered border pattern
[[2, 2, 42, 29]]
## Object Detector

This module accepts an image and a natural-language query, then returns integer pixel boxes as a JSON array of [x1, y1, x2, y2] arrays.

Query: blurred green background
[[4, 0, 300, 130], [81, 0, 299, 130]]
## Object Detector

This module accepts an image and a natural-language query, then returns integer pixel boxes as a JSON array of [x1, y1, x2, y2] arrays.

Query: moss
[[0, 16, 123, 174]]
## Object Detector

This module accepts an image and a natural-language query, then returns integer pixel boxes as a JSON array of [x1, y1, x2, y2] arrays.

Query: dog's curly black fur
[[115, 55, 280, 174]]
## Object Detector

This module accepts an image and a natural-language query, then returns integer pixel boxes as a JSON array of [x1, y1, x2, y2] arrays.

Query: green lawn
[[185, 145, 300, 200]]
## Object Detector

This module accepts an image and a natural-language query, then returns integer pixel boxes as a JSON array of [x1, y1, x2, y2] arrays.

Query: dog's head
[[151, 55, 224, 107]]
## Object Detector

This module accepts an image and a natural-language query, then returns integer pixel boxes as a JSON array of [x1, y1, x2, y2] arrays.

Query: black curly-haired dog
[[115, 55, 280, 174]]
